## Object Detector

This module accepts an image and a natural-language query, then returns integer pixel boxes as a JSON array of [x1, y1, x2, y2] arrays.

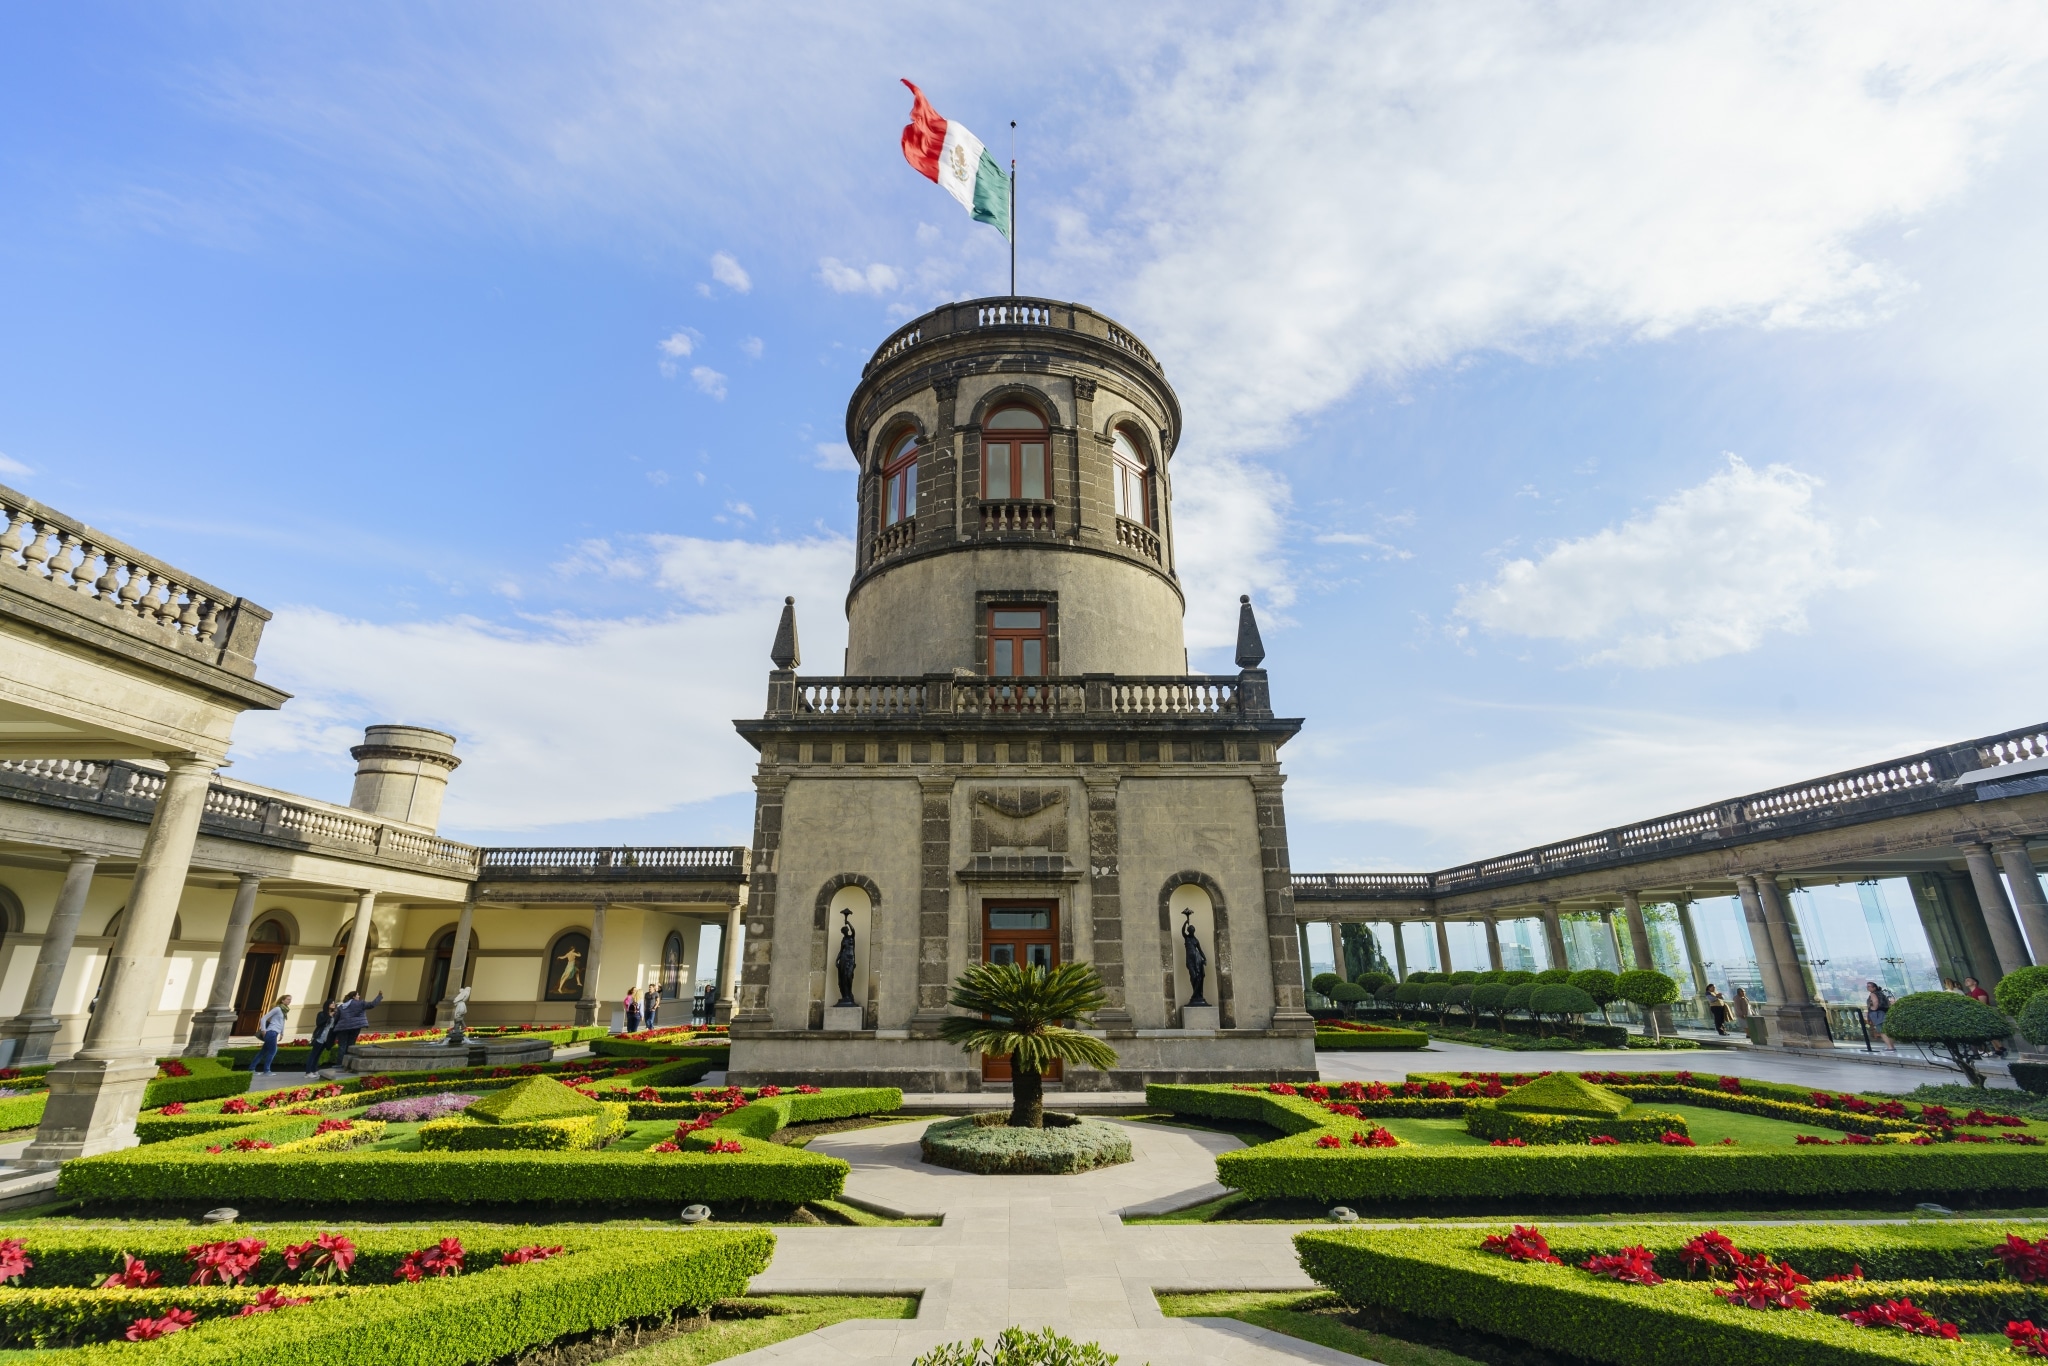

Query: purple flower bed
[[360, 1092, 478, 1123]]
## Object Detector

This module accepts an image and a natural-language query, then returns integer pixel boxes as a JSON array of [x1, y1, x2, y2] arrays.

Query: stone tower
[[727, 298, 1314, 1091]]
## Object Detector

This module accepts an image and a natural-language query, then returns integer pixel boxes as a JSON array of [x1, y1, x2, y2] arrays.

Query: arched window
[[983, 406, 1048, 501], [1112, 427, 1152, 527], [881, 430, 918, 527], [661, 931, 685, 1000]]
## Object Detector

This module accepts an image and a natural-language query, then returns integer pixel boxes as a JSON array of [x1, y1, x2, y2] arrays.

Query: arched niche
[[1159, 872, 1235, 1029], [810, 874, 880, 1030]]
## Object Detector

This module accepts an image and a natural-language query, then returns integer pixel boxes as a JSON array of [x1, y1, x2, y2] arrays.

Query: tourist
[[1963, 977, 2009, 1056], [1732, 987, 1751, 1027], [302, 999, 338, 1072], [1705, 984, 1730, 1034], [1943, 977, 1965, 993], [643, 982, 661, 1029], [1865, 981, 1895, 1050], [254, 994, 291, 1075], [623, 988, 641, 1034], [323, 990, 385, 1076]]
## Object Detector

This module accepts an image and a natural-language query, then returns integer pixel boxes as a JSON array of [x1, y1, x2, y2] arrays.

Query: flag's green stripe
[[972, 149, 1011, 239]]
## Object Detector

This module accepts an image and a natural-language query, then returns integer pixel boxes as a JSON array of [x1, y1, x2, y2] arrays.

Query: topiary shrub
[[1529, 984, 1597, 1037], [2019, 993, 2048, 1052], [1476, 969, 1506, 984], [1996, 966, 2048, 1020], [1616, 969, 1680, 1042], [1311, 972, 1344, 998], [464, 1077, 601, 1124], [1355, 971, 1394, 996], [1503, 983, 1535, 1018], [1449, 971, 1480, 985], [1568, 969, 1620, 1022], [1470, 982, 1510, 1030], [1327, 982, 1368, 1013], [920, 1113, 1133, 1175], [1535, 969, 1571, 985], [1393, 982, 1425, 1007], [1445, 983, 1474, 1022], [1502, 970, 1536, 986], [1495, 1072, 1628, 1118], [1885, 991, 2013, 1086]]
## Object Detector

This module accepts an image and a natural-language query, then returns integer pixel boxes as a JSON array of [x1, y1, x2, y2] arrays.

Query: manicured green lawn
[[609, 1296, 919, 1366], [1655, 1102, 1836, 1146], [1377, 1118, 1488, 1147], [1158, 1291, 1480, 1366]]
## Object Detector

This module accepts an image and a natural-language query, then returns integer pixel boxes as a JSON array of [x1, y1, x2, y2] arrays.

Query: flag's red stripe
[[900, 79, 946, 183]]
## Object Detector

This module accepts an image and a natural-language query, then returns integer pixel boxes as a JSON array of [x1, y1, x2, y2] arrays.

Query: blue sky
[[3, 4, 2045, 871]]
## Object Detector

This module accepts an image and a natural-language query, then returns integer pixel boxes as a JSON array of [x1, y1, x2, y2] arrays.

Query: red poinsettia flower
[[1580, 1246, 1662, 1286], [125, 1308, 196, 1340], [1480, 1225, 1560, 1265]]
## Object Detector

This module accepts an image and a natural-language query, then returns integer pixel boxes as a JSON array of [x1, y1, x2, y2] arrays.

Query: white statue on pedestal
[[446, 986, 471, 1045]]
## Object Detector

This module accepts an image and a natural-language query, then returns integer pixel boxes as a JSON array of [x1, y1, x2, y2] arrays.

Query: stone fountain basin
[[345, 1037, 553, 1072]]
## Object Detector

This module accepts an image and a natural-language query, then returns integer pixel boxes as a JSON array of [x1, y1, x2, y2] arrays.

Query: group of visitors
[[249, 989, 385, 1076], [620, 982, 664, 1033], [1702, 983, 1751, 1034], [245, 976, 678, 1076]]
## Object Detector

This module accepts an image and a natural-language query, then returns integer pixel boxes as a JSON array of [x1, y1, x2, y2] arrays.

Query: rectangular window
[[885, 464, 916, 525], [1020, 443, 1046, 499], [983, 441, 1047, 499], [989, 606, 1047, 677], [985, 443, 1011, 499]]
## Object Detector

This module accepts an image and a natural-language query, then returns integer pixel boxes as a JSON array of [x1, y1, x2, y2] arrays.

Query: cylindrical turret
[[348, 724, 460, 829], [842, 298, 1185, 677]]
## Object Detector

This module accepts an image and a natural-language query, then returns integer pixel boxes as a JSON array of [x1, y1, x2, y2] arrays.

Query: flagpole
[[1009, 120, 1017, 298]]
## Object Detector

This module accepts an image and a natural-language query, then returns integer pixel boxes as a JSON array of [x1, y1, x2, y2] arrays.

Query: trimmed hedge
[[1464, 1100, 1684, 1145], [0, 1058, 249, 1132], [589, 1037, 730, 1061], [1297, 1221, 2048, 1366], [1314, 1026, 1428, 1051], [0, 1286, 352, 1348], [68, 1085, 902, 1208], [709, 1087, 903, 1138], [5, 1222, 770, 1363], [419, 1104, 627, 1152]]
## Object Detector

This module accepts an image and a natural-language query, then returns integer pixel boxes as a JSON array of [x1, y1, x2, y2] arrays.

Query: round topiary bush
[[1569, 969, 1619, 1007], [2022, 993, 2048, 1050], [1327, 981, 1368, 1008], [1996, 966, 2048, 1020], [1311, 972, 1343, 998], [1535, 969, 1571, 985], [1502, 970, 1536, 986], [1355, 971, 1394, 995], [1393, 982, 1425, 1005], [920, 1113, 1134, 1174], [1616, 968, 1681, 1041], [1530, 984, 1598, 1033], [1886, 991, 2014, 1086], [1449, 970, 1480, 985], [1504, 983, 1535, 1015], [1471, 981, 1509, 1026]]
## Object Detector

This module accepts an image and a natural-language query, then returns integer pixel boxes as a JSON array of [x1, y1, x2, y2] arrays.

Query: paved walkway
[[733, 1117, 1344, 1366]]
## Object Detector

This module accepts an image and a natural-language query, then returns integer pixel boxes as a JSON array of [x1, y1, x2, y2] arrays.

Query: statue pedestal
[[823, 1006, 865, 1032], [1179, 1006, 1220, 1032]]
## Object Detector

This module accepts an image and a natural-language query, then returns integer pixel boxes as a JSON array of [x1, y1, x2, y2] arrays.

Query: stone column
[[1539, 901, 1568, 971], [1329, 921, 1347, 980], [1994, 841, 2048, 964], [574, 898, 607, 1028], [714, 901, 743, 1024], [335, 891, 376, 1000], [1674, 896, 1711, 997], [1085, 777, 1130, 1026], [1734, 873, 1788, 994], [1433, 920, 1453, 974], [1391, 922, 1409, 980], [0, 850, 101, 1065], [909, 777, 950, 1033], [1755, 876, 1830, 1046], [25, 756, 213, 1164], [1962, 843, 2032, 976], [182, 873, 261, 1057], [1251, 775, 1312, 1030], [433, 893, 478, 1026], [1620, 891, 1673, 1033], [1621, 892, 1655, 972], [1484, 917, 1503, 972]]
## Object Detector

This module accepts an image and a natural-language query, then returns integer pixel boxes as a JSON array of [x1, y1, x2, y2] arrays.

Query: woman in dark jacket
[[301, 1000, 338, 1073]]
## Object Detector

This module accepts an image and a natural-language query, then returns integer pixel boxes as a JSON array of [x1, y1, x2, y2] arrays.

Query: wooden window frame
[[981, 406, 1050, 502], [987, 604, 1048, 678], [1112, 426, 1152, 528], [880, 430, 919, 527]]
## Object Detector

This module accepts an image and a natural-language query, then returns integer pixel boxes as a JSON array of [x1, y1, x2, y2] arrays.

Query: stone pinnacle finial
[[1234, 594, 1266, 669], [770, 596, 801, 670]]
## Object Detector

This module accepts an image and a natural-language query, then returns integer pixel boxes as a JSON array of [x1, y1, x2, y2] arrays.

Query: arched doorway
[[232, 920, 289, 1035], [422, 927, 477, 1023]]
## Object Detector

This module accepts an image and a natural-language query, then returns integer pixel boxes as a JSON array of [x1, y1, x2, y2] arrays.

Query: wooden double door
[[981, 901, 1060, 1083]]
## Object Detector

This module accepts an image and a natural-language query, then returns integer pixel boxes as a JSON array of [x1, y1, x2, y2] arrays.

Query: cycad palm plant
[[938, 961, 1119, 1127]]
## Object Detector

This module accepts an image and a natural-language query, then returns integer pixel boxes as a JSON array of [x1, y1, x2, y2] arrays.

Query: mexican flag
[[899, 80, 1011, 239]]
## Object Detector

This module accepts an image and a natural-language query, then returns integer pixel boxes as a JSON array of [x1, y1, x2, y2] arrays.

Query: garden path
[[732, 1117, 1359, 1366]]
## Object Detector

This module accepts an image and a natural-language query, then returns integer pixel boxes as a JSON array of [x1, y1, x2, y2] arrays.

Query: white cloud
[[690, 365, 727, 399], [816, 257, 901, 295], [655, 329, 694, 377], [1316, 531, 1413, 562], [0, 453, 32, 478], [709, 250, 751, 293], [814, 442, 858, 472], [237, 533, 852, 830], [1454, 456, 1861, 666], [646, 469, 669, 486], [739, 335, 763, 358]]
